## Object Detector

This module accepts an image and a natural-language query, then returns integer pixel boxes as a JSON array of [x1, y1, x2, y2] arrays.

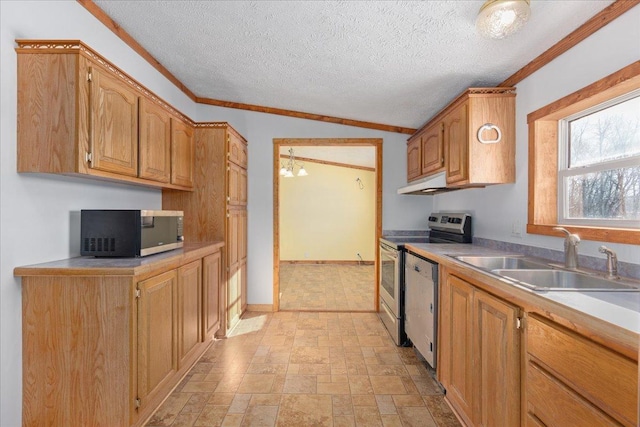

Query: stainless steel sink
[[491, 269, 640, 291], [454, 255, 552, 271]]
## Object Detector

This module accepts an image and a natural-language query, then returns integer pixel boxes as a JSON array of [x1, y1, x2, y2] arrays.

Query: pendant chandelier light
[[279, 148, 308, 178], [476, 0, 531, 40]]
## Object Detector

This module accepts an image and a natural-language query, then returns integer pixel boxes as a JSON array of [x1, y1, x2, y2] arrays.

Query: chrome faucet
[[599, 246, 619, 279], [553, 227, 580, 269]]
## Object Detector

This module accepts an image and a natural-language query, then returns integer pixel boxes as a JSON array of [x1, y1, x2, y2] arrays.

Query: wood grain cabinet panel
[[171, 118, 195, 188], [16, 40, 194, 191], [421, 122, 445, 176], [137, 270, 177, 411], [203, 251, 222, 339], [526, 315, 637, 426], [177, 260, 202, 369], [406, 138, 421, 182], [444, 102, 469, 185], [89, 65, 139, 177], [439, 271, 521, 427], [139, 98, 171, 183]]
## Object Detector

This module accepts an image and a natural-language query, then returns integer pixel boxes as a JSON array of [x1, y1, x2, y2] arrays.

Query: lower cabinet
[[137, 270, 178, 410], [525, 314, 637, 427], [16, 243, 223, 427], [439, 269, 521, 427]]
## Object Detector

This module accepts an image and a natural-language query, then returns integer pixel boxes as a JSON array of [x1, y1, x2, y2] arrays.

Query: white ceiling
[[93, 0, 614, 130]]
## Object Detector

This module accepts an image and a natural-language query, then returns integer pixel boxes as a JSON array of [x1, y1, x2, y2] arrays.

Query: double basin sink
[[453, 255, 640, 292]]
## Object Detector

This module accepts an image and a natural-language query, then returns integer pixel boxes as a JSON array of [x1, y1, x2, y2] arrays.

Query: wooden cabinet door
[[226, 209, 244, 330], [474, 290, 520, 427], [446, 274, 474, 424], [240, 261, 247, 313], [137, 270, 177, 409], [407, 138, 421, 181], [203, 251, 221, 339], [89, 65, 138, 176], [171, 118, 194, 188], [240, 168, 248, 205], [445, 102, 469, 185], [421, 122, 445, 176], [228, 162, 242, 205], [228, 132, 248, 167], [139, 98, 171, 183], [177, 260, 202, 368]]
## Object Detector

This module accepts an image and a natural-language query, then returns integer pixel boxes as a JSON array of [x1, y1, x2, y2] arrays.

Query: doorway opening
[[273, 138, 382, 312]]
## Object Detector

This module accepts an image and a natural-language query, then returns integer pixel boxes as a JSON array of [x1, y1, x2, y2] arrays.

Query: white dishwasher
[[404, 251, 438, 369]]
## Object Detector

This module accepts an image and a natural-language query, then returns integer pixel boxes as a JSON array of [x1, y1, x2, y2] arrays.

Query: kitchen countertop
[[14, 241, 225, 278], [405, 242, 640, 345]]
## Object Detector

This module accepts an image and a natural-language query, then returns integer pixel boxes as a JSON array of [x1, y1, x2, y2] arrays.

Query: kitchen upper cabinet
[[139, 98, 171, 183], [171, 118, 195, 188], [16, 40, 193, 191], [89, 65, 139, 176], [421, 122, 445, 176], [137, 270, 177, 411], [526, 315, 637, 427], [443, 102, 468, 185], [407, 138, 421, 181], [405, 87, 515, 188], [439, 268, 521, 427]]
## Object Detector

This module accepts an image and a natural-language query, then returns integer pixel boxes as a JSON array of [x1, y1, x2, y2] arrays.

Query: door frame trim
[[272, 138, 383, 312]]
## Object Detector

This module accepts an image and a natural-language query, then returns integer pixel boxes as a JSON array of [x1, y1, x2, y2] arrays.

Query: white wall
[[0, 2, 430, 423], [434, 6, 640, 265]]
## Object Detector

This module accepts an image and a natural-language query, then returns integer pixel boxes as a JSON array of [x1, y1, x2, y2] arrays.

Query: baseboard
[[280, 260, 374, 265], [246, 304, 274, 312]]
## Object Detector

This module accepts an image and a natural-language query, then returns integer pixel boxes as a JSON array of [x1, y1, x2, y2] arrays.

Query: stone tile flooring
[[146, 311, 460, 427], [279, 264, 375, 311]]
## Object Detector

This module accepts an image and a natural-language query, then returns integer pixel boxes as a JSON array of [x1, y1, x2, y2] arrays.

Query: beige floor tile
[[351, 394, 377, 406], [168, 412, 200, 427], [380, 414, 403, 427], [283, 374, 317, 393], [236, 374, 276, 394], [392, 395, 425, 407], [221, 413, 244, 427], [369, 376, 407, 395], [375, 395, 397, 415], [181, 393, 213, 414], [240, 405, 278, 427], [247, 363, 288, 375], [276, 394, 333, 426], [334, 415, 356, 427], [317, 381, 351, 394], [228, 394, 252, 414], [290, 346, 330, 364], [194, 405, 229, 426], [397, 406, 437, 427], [353, 406, 383, 426], [348, 375, 374, 394], [145, 393, 192, 426], [208, 393, 236, 406], [249, 394, 282, 406], [332, 395, 354, 416], [423, 395, 462, 427], [181, 381, 220, 393]]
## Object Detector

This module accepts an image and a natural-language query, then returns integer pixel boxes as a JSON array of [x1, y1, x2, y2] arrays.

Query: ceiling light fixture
[[476, 0, 531, 40], [279, 148, 308, 178]]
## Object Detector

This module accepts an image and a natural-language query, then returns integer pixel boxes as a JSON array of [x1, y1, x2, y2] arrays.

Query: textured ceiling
[[93, 0, 614, 129]]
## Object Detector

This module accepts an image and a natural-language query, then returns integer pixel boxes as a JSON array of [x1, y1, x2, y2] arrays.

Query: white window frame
[[557, 90, 640, 229]]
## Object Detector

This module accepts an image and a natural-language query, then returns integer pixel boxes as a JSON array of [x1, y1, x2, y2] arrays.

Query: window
[[559, 92, 640, 228], [527, 62, 640, 244]]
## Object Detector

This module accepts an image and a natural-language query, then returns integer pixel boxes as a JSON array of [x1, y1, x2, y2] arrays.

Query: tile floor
[[146, 311, 461, 427], [279, 264, 375, 311]]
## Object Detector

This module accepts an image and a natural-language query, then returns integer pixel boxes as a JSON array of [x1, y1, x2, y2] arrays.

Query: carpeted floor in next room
[[145, 311, 461, 427]]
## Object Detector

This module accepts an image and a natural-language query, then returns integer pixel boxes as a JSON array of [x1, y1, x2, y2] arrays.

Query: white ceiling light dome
[[476, 0, 531, 39]]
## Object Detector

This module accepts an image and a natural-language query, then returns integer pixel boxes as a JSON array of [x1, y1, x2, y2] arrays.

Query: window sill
[[527, 224, 639, 245]]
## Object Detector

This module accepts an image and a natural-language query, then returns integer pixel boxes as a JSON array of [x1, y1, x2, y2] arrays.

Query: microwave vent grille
[[83, 237, 116, 253]]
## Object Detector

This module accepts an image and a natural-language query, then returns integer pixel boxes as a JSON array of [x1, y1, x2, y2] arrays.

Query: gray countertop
[[405, 243, 640, 336]]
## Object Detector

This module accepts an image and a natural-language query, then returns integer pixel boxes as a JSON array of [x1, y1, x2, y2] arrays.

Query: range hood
[[397, 172, 454, 195]]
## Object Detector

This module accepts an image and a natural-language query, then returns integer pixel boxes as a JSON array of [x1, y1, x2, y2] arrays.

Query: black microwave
[[80, 210, 184, 257]]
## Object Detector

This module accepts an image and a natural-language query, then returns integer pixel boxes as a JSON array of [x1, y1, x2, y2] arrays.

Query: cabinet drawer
[[526, 362, 618, 426], [527, 315, 637, 426]]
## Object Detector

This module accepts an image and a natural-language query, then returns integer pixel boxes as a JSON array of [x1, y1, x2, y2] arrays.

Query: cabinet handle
[[477, 123, 502, 144]]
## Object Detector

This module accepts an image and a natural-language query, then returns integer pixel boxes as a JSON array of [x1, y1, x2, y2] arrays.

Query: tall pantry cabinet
[[163, 123, 248, 334]]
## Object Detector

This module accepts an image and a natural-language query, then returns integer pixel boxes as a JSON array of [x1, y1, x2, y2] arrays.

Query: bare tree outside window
[[561, 95, 640, 224]]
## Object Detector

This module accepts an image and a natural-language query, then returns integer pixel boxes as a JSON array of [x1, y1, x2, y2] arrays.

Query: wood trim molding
[[273, 138, 382, 312], [76, 0, 197, 101], [197, 97, 415, 134], [500, 0, 640, 87], [278, 154, 375, 172]]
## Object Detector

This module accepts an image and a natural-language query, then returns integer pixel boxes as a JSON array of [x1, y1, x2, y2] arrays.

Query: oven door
[[379, 241, 400, 316]]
